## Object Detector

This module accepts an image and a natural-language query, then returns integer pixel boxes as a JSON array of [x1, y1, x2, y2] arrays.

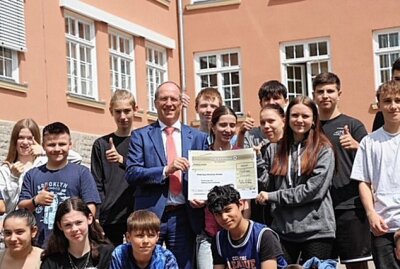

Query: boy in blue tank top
[[208, 185, 287, 269]]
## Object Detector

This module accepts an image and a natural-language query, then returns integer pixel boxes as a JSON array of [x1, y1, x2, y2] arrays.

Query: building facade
[[1, 0, 399, 163]]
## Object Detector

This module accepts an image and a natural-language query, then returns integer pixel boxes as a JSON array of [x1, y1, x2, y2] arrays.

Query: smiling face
[[42, 133, 71, 167], [289, 104, 314, 142], [3, 217, 37, 253], [16, 128, 35, 159], [211, 114, 237, 145], [379, 93, 400, 125], [155, 83, 182, 126], [57, 209, 92, 244], [260, 109, 285, 143], [110, 99, 136, 133], [213, 201, 244, 231], [127, 229, 159, 262]]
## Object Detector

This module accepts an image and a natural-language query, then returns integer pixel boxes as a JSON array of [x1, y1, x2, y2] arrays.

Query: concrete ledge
[[0, 80, 28, 93], [66, 93, 106, 110], [186, 0, 241, 10]]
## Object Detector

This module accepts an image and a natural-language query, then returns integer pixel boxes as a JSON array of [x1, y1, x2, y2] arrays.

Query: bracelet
[[32, 196, 38, 207]]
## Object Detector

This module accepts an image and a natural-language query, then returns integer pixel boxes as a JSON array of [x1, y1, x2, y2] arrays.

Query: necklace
[[68, 251, 91, 269]]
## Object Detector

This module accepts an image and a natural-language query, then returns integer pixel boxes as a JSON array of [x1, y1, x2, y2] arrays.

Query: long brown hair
[[41, 198, 110, 264], [271, 96, 332, 176], [5, 119, 41, 163]]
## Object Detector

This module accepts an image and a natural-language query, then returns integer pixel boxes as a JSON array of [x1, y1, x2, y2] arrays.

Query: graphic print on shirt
[[35, 181, 70, 230]]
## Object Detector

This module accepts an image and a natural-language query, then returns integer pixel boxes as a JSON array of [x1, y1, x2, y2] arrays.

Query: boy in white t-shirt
[[351, 79, 400, 269]]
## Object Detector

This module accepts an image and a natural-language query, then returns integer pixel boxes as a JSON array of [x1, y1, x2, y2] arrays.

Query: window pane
[[380, 54, 389, 68], [232, 100, 240, 112], [210, 74, 217, 87], [295, 81, 302, 94], [391, 53, 400, 64], [379, 34, 388, 49], [224, 87, 231, 99], [285, 46, 294, 59], [119, 38, 125, 53], [223, 73, 231, 85], [232, 86, 240, 97], [309, 43, 317, 57], [288, 81, 294, 92], [381, 70, 390, 83], [222, 54, 229, 67], [84, 24, 90, 40], [295, 45, 304, 58], [320, 61, 328, 72], [71, 43, 76, 58], [201, 75, 209, 88], [319, 42, 328, 55], [78, 22, 84, 39], [80, 47, 85, 61], [209, 56, 217, 68], [65, 18, 69, 34], [230, 53, 238, 66], [287, 66, 294, 79], [389, 33, 399, 47], [311, 63, 319, 77], [294, 66, 301, 79], [231, 71, 239, 84], [200, 56, 208, 69]]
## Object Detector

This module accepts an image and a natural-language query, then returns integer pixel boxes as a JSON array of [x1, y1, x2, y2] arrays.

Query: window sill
[[186, 0, 241, 10], [66, 93, 106, 110], [146, 111, 159, 121], [152, 0, 170, 7], [0, 79, 28, 93]]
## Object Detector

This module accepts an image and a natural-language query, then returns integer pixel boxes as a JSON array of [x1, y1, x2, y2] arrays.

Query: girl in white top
[[0, 119, 82, 215]]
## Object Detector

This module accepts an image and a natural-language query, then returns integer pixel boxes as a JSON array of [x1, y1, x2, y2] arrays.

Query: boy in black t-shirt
[[208, 185, 286, 269], [313, 72, 372, 269]]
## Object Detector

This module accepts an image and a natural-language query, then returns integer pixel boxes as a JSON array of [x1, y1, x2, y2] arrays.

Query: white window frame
[[280, 38, 331, 100], [108, 29, 136, 95], [373, 28, 400, 88], [194, 49, 243, 114], [146, 42, 168, 113], [65, 12, 98, 100], [0, 46, 19, 82]]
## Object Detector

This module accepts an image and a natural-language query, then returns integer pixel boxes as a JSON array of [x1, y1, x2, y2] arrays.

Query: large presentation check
[[188, 148, 258, 200]]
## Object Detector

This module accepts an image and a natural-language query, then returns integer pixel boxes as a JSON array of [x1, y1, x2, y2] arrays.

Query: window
[[65, 14, 97, 99], [0, 46, 18, 81], [146, 43, 168, 112], [109, 30, 135, 93], [195, 50, 242, 113], [373, 29, 400, 87], [280, 39, 330, 100], [0, 0, 26, 83]]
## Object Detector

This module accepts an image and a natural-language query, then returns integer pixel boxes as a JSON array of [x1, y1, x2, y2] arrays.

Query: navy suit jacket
[[125, 121, 208, 234]]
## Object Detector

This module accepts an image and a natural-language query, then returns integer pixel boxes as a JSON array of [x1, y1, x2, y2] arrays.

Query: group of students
[[0, 59, 399, 269]]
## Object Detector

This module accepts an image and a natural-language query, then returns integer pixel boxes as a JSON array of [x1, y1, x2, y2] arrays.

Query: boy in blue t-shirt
[[110, 210, 178, 269], [18, 122, 101, 247], [208, 185, 286, 269]]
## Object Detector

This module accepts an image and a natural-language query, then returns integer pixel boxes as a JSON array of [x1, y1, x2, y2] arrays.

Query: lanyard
[[287, 143, 302, 187]]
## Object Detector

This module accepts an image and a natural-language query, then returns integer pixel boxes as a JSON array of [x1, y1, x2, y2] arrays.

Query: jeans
[[372, 233, 400, 269], [196, 231, 213, 269]]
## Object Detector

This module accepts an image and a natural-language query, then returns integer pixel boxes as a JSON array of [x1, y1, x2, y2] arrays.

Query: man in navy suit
[[126, 81, 208, 269]]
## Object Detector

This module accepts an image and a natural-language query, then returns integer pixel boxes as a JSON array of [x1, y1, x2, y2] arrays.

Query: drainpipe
[[177, 0, 187, 124]]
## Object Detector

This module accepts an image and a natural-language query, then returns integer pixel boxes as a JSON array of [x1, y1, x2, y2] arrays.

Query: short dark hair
[[312, 72, 341, 91], [207, 185, 241, 214], [392, 58, 400, 74], [260, 103, 285, 119], [42, 122, 70, 137], [258, 80, 288, 101]]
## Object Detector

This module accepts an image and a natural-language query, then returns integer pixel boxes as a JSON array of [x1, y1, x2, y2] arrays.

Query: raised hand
[[239, 111, 255, 135], [30, 139, 44, 156], [106, 137, 123, 164], [166, 157, 190, 175], [339, 125, 359, 150], [6, 161, 25, 177], [35, 183, 54, 206]]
